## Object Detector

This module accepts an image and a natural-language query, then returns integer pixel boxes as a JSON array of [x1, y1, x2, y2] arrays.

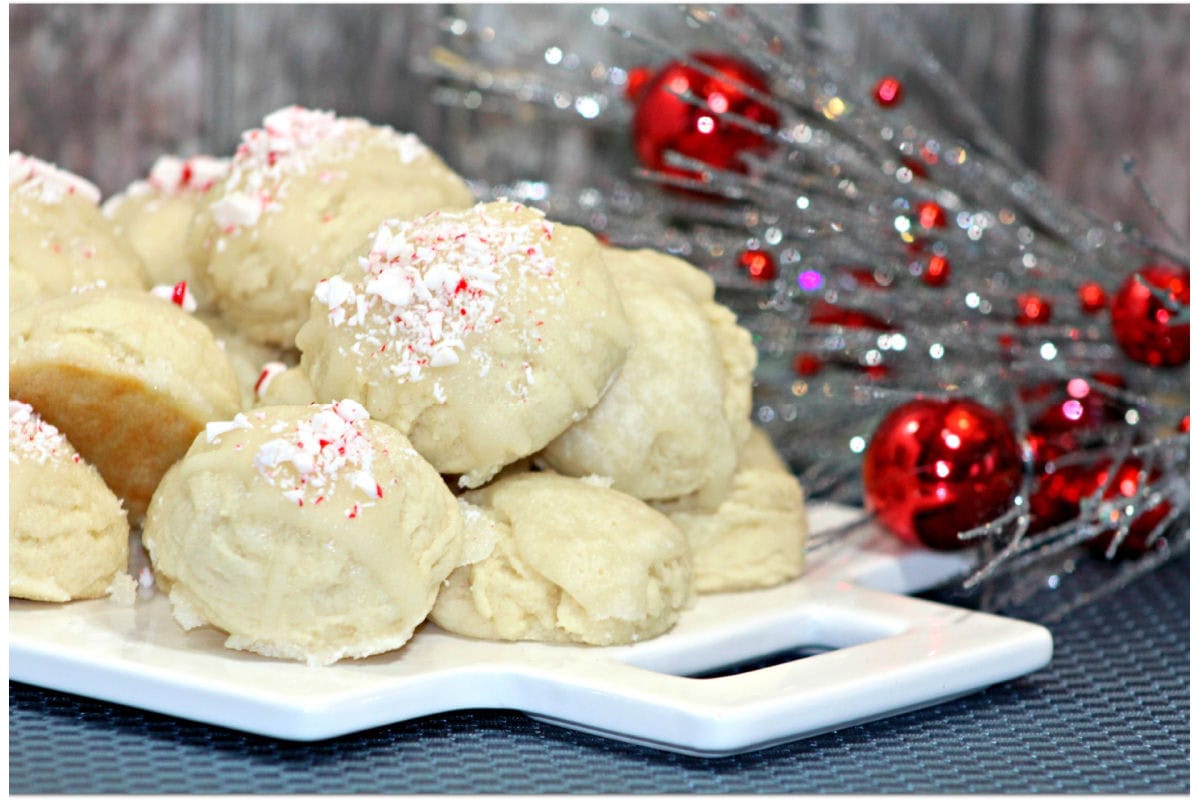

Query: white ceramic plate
[[9, 502, 1052, 757]]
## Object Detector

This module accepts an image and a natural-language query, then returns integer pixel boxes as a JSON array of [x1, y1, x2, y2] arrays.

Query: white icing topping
[[205, 413, 253, 443], [313, 202, 560, 384], [207, 106, 430, 234], [8, 401, 80, 465], [9, 152, 101, 205]]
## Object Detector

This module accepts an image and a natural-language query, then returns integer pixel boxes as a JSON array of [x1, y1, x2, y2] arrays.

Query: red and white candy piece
[[146, 154, 230, 195], [253, 361, 289, 401], [150, 281, 197, 313]]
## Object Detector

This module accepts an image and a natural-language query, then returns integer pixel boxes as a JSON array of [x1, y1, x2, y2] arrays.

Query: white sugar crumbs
[[8, 401, 80, 466], [313, 203, 562, 386]]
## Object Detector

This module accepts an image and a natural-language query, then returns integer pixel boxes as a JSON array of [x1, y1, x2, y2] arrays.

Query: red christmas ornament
[[1028, 462, 1103, 534], [738, 247, 777, 281], [923, 254, 951, 287], [1180, 414, 1190, 433], [630, 52, 779, 179], [915, 201, 947, 230], [1015, 292, 1053, 326], [624, 66, 653, 103], [1078, 281, 1108, 314], [842, 267, 892, 290], [900, 157, 927, 179], [862, 398, 1023, 550], [809, 300, 892, 331], [792, 353, 823, 376], [1110, 263, 1190, 366], [1022, 375, 1127, 468], [1086, 458, 1172, 557], [862, 364, 891, 381], [873, 75, 904, 107]]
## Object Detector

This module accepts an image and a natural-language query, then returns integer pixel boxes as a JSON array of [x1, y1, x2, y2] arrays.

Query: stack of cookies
[[9, 106, 808, 666]]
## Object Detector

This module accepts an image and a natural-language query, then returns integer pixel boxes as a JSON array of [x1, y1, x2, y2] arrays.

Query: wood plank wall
[[9, 4, 1188, 244]]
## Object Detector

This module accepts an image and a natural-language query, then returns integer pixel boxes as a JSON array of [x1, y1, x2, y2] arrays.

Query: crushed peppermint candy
[[253, 361, 290, 400], [150, 281, 197, 312], [248, 400, 383, 515], [9, 401, 81, 465], [313, 203, 560, 384], [147, 154, 229, 194], [207, 106, 429, 234], [9, 152, 101, 205]]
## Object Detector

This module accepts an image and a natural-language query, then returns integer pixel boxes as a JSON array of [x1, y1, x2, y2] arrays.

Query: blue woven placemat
[[9, 556, 1188, 794]]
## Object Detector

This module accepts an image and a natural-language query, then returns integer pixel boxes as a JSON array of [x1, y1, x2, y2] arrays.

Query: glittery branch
[[427, 4, 1189, 617]]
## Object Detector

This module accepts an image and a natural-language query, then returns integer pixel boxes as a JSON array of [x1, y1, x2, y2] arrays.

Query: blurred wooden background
[[9, 4, 1188, 245]]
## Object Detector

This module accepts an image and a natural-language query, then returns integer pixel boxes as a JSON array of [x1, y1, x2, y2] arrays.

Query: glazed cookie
[[296, 201, 632, 487], [539, 247, 756, 508], [10, 152, 147, 311], [9, 401, 130, 602], [656, 427, 808, 593], [430, 472, 691, 646], [188, 106, 476, 346], [104, 154, 230, 310], [142, 401, 463, 665], [9, 289, 242, 519]]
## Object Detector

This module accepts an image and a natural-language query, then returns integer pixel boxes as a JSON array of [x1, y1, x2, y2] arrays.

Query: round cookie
[[142, 401, 464, 665], [10, 152, 147, 311], [103, 154, 230, 311], [187, 106, 476, 346], [431, 472, 692, 645], [9, 401, 130, 602], [9, 289, 242, 520], [539, 247, 756, 508], [296, 201, 633, 488], [655, 426, 808, 593]]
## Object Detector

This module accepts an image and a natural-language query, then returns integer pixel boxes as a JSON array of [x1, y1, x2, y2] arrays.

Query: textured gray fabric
[[9, 557, 1188, 794]]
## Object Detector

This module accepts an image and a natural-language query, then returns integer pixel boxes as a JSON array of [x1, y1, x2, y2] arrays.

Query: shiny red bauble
[[737, 247, 777, 281], [1028, 463, 1100, 534], [808, 300, 892, 331], [862, 398, 1023, 550], [1015, 292, 1053, 326], [873, 76, 904, 107], [1021, 374, 1127, 469], [922, 255, 951, 287], [630, 52, 778, 179], [1086, 458, 1172, 557], [1078, 281, 1108, 314], [1110, 264, 1190, 366], [915, 201, 947, 230]]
